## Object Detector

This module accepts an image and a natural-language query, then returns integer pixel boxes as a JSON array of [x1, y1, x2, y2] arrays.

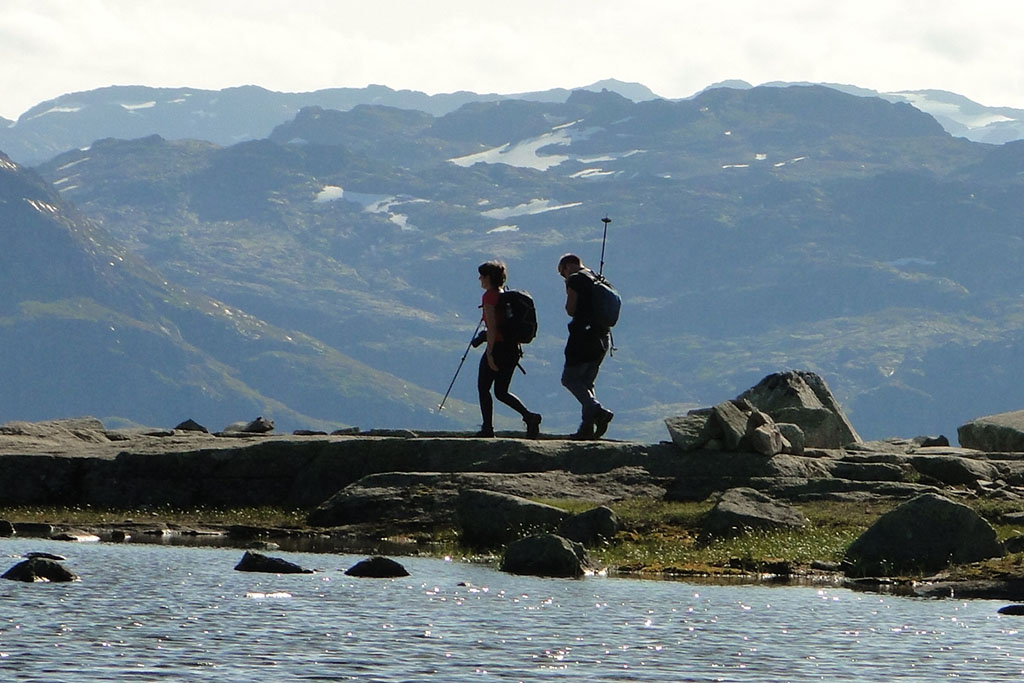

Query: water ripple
[[2, 539, 1023, 681]]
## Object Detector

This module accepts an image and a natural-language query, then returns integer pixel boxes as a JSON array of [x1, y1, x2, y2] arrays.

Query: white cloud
[[2, 0, 1023, 121]]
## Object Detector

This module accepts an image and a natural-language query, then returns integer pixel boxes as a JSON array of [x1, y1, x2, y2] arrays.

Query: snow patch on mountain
[[450, 129, 572, 171], [315, 185, 344, 202], [326, 190, 424, 230], [570, 168, 615, 178], [449, 121, 606, 171], [27, 105, 83, 121], [481, 198, 582, 219]]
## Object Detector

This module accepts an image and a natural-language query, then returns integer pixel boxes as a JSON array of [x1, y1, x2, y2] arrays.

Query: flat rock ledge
[[4, 418, 1024, 512]]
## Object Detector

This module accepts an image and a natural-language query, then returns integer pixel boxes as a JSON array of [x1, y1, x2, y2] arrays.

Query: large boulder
[[457, 489, 569, 547], [844, 492, 1004, 576], [558, 506, 621, 546], [2, 557, 79, 582], [958, 410, 1024, 452], [702, 487, 808, 538], [737, 371, 861, 448], [500, 534, 595, 578]]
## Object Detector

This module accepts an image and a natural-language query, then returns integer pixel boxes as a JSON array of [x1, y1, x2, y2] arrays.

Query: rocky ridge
[[4, 371, 1024, 597]]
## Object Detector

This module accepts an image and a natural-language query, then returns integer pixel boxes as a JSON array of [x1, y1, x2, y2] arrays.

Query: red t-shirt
[[481, 288, 504, 342]]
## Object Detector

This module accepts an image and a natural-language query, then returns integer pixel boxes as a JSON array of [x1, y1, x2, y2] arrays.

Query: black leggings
[[478, 343, 528, 428]]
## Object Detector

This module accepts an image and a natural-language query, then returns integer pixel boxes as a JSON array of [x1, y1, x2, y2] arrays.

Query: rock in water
[[2, 558, 78, 582], [500, 533, 595, 578], [998, 605, 1024, 616], [234, 551, 311, 574], [344, 556, 409, 577]]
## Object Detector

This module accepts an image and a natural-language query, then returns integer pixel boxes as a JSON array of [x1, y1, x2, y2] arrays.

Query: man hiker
[[557, 253, 613, 439]]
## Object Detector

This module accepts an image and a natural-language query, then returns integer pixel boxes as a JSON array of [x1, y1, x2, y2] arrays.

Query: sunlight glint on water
[[1, 539, 1023, 681]]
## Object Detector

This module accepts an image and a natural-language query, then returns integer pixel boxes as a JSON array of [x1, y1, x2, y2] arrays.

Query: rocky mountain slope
[[0, 154, 470, 432], [3, 83, 1024, 441]]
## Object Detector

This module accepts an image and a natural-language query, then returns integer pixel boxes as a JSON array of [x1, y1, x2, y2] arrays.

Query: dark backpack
[[499, 289, 538, 344], [588, 273, 621, 330]]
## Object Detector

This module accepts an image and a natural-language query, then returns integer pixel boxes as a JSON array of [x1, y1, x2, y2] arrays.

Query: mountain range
[[3, 79, 1022, 167], [3, 80, 1024, 442]]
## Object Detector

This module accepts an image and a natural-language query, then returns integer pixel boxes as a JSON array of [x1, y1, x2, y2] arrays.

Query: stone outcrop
[[221, 416, 275, 435], [2, 557, 79, 582], [234, 551, 312, 574], [701, 487, 808, 538], [4, 417, 1024, 515], [666, 371, 859, 454], [843, 493, 1004, 576], [5, 415, 1024, 565], [0, 417, 110, 443], [174, 419, 209, 433], [456, 489, 568, 547], [345, 556, 409, 578], [666, 401, 797, 456], [558, 506, 621, 546], [305, 468, 669, 531], [500, 534, 595, 578], [958, 410, 1024, 452], [737, 371, 861, 448], [906, 454, 1000, 486]]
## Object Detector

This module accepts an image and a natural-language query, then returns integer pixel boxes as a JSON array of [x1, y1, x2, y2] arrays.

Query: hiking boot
[[475, 426, 495, 438], [593, 409, 614, 439], [524, 412, 542, 439], [570, 421, 595, 440]]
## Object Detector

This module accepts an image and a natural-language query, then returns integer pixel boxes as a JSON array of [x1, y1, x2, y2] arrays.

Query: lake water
[[1, 538, 1022, 681]]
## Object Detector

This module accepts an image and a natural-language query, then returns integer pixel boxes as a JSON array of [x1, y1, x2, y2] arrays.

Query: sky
[[2, 0, 1024, 121]]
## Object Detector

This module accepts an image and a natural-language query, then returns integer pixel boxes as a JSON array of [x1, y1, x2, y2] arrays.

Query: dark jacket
[[564, 269, 610, 364]]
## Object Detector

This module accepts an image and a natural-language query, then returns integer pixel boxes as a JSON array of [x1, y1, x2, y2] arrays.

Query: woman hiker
[[476, 260, 542, 438]]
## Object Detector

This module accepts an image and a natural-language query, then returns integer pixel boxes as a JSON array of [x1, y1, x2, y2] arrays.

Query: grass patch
[[4, 497, 1020, 581], [532, 497, 904, 575], [0, 505, 307, 529]]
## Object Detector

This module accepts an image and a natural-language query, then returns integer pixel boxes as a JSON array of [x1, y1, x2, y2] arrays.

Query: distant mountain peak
[[697, 79, 754, 94], [578, 79, 660, 101]]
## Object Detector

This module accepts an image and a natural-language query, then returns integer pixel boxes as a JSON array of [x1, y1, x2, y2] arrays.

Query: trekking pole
[[437, 320, 483, 412], [598, 215, 616, 355], [598, 216, 611, 277]]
